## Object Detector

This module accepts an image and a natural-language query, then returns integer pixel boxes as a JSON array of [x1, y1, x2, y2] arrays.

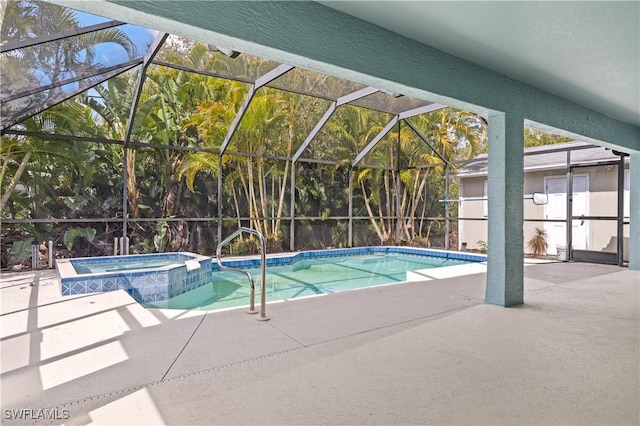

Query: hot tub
[[56, 252, 212, 304]]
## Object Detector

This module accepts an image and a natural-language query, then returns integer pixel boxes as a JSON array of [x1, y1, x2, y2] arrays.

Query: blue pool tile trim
[[212, 246, 486, 271], [69, 252, 196, 267], [58, 247, 486, 304], [58, 252, 212, 303]]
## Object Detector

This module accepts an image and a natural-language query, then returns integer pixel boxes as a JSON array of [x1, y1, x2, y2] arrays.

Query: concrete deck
[[1, 262, 638, 425]]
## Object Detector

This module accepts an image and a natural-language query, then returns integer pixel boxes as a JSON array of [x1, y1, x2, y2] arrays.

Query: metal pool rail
[[216, 227, 268, 321]]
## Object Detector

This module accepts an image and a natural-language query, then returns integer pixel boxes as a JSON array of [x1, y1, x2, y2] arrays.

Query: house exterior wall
[[459, 164, 629, 259]]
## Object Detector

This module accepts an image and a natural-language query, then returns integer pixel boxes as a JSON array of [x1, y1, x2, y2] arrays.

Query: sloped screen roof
[[1, 0, 443, 134], [1, 1, 164, 129]]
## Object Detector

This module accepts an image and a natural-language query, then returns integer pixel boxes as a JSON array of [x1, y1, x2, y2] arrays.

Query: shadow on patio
[[1, 263, 638, 425]]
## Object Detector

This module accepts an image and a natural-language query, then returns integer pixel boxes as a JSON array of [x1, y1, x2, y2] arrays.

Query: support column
[[445, 165, 450, 250], [617, 154, 625, 266], [348, 168, 353, 248], [485, 111, 524, 306], [629, 152, 640, 271], [217, 156, 223, 244], [290, 164, 296, 252]]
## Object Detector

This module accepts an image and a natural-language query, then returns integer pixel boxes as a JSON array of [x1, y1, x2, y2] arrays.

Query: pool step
[[406, 262, 487, 282]]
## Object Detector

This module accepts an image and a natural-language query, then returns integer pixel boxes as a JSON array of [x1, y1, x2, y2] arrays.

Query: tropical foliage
[[1, 3, 495, 268]]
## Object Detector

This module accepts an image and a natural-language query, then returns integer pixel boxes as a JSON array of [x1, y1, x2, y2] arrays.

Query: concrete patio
[[1, 261, 638, 425]]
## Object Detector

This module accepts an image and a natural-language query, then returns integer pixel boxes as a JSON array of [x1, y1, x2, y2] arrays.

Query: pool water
[[143, 253, 470, 311], [71, 257, 186, 274]]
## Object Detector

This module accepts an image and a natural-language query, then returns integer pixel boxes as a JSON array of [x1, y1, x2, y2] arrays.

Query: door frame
[[543, 173, 589, 254]]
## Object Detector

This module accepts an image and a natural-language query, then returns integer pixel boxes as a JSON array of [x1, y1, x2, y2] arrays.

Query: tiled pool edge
[[215, 246, 487, 270], [56, 247, 486, 304], [56, 252, 211, 303]]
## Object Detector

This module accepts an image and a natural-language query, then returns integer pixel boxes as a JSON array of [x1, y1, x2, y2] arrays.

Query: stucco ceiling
[[318, 1, 640, 128]]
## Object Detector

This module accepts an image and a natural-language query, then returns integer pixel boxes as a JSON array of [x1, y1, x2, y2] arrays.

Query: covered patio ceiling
[[320, 1, 640, 129]]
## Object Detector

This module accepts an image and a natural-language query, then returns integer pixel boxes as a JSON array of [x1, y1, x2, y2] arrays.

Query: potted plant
[[527, 227, 548, 258]]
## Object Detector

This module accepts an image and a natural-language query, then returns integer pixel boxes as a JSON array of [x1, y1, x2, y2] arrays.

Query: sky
[[74, 11, 158, 65], [72, 9, 158, 102]]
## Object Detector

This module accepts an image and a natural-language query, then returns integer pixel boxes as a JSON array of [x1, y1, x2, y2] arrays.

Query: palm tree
[[1, 1, 137, 124], [0, 101, 98, 214], [180, 74, 247, 227], [329, 107, 485, 245], [326, 106, 391, 243], [405, 109, 485, 242], [81, 71, 144, 218], [229, 90, 288, 237], [1, 0, 138, 212], [138, 68, 192, 249]]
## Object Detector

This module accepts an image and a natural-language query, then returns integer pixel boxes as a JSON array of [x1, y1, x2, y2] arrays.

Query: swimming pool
[[143, 248, 485, 311], [55, 246, 485, 309]]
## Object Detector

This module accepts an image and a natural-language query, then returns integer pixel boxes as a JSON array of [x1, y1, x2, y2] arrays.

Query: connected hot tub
[[56, 252, 212, 304]]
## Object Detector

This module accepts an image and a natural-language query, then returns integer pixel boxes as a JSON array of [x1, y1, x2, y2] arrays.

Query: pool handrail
[[215, 227, 268, 321]]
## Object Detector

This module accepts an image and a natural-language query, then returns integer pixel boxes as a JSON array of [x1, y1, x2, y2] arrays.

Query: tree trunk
[[360, 180, 385, 242], [161, 156, 189, 252], [0, 151, 31, 213], [231, 183, 241, 228], [246, 160, 261, 233], [257, 160, 268, 235], [274, 115, 294, 240], [126, 149, 140, 218], [384, 169, 391, 234]]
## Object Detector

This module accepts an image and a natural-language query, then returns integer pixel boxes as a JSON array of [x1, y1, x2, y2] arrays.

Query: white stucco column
[[485, 111, 525, 306], [629, 152, 640, 271]]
